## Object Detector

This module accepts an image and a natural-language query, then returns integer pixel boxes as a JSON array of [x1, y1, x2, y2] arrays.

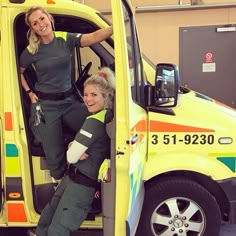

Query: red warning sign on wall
[[205, 52, 213, 63]]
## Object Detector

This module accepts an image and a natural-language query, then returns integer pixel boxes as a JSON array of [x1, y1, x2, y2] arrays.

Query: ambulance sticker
[[151, 134, 215, 145]]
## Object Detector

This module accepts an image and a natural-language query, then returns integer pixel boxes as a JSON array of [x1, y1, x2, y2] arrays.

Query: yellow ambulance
[[0, 0, 235, 235]]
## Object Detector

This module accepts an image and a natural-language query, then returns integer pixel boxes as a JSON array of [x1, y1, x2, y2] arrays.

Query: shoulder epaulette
[[87, 110, 106, 123], [55, 31, 67, 41]]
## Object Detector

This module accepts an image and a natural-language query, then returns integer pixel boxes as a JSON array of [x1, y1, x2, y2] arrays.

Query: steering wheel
[[74, 62, 92, 94]]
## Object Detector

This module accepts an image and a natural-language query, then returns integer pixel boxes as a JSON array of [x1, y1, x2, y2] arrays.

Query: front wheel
[[136, 177, 221, 236]]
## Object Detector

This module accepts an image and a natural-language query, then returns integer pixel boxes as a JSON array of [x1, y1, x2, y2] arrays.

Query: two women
[[20, 6, 113, 180]]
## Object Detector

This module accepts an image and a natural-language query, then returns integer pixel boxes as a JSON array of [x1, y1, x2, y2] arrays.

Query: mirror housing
[[154, 63, 179, 107]]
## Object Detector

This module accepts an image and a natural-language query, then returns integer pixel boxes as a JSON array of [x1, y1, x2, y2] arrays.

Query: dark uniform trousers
[[35, 175, 95, 236], [29, 97, 89, 179]]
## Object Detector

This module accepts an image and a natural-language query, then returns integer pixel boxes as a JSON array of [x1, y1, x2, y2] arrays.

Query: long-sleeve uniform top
[[67, 109, 113, 180]]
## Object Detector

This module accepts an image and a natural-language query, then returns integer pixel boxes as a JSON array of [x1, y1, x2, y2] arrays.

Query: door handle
[[127, 134, 139, 145]]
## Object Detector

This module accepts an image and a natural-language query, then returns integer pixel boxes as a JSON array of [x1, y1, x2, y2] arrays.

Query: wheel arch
[[144, 170, 230, 221]]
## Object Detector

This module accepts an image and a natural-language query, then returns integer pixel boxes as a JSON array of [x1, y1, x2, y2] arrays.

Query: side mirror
[[154, 63, 179, 107]]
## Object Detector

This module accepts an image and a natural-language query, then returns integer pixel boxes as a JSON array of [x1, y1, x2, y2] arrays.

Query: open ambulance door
[[111, 0, 148, 235]]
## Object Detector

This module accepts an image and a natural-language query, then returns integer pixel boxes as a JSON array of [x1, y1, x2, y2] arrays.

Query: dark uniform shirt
[[73, 109, 113, 180], [20, 31, 82, 93]]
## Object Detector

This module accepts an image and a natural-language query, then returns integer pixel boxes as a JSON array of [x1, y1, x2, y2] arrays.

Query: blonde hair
[[84, 67, 115, 109], [25, 6, 54, 54]]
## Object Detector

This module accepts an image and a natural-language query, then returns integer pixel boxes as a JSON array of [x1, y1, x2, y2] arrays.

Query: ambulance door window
[[80, 47, 100, 75], [79, 40, 114, 75], [122, 4, 143, 104], [74, 40, 114, 95]]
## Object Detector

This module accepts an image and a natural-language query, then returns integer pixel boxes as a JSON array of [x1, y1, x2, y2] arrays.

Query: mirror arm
[[144, 85, 155, 106]]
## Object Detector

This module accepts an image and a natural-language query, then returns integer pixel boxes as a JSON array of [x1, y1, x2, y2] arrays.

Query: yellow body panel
[[1, 0, 236, 234], [146, 90, 236, 180]]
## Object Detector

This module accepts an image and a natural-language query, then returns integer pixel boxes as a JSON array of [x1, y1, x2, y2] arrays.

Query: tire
[[136, 177, 221, 236]]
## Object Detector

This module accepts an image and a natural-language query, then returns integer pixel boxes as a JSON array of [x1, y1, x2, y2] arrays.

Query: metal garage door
[[179, 24, 236, 108]]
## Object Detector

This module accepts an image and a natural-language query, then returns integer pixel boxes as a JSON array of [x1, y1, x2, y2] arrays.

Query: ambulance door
[[111, 0, 147, 235]]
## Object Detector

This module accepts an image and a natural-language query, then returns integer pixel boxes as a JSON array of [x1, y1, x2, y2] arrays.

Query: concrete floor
[[220, 223, 236, 236], [0, 224, 235, 235], [74, 225, 236, 236], [74, 224, 236, 236], [57, 224, 236, 236], [63, 224, 236, 235]]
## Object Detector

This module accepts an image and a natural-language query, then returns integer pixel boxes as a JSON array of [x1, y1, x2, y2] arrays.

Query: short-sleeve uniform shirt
[[20, 32, 82, 93]]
